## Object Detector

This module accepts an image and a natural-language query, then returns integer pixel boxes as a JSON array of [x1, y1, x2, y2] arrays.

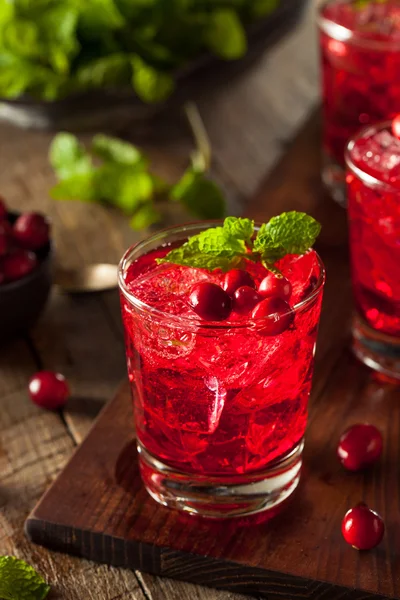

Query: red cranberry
[[13, 212, 50, 250], [233, 286, 263, 314], [222, 269, 255, 296], [0, 197, 7, 220], [189, 282, 232, 321], [338, 424, 383, 472], [29, 371, 70, 410], [258, 273, 292, 301], [251, 297, 294, 336], [392, 115, 400, 140], [342, 503, 384, 550], [3, 250, 37, 282]]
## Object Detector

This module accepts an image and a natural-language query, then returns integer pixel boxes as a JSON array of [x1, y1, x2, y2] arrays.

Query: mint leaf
[[92, 134, 145, 167], [130, 204, 161, 230], [131, 55, 174, 103], [171, 169, 226, 219], [158, 226, 247, 272], [0, 556, 50, 600], [159, 211, 321, 272], [49, 133, 92, 180], [223, 217, 254, 243], [256, 211, 321, 256], [205, 9, 247, 60], [75, 54, 131, 88], [50, 172, 96, 202]]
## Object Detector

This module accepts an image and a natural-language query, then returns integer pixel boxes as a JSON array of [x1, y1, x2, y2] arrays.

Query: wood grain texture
[[25, 111, 400, 599], [1, 4, 322, 598]]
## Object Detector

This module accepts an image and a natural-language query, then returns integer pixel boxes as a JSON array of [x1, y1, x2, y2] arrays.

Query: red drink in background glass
[[118, 223, 325, 518], [319, 0, 400, 206], [346, 120, 400, 379]]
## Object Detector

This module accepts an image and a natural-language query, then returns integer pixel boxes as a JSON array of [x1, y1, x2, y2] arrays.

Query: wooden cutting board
[[25, 112, 400, 600]]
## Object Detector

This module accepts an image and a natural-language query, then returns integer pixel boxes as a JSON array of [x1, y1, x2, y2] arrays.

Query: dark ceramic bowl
[[0, 213, 53, 342]]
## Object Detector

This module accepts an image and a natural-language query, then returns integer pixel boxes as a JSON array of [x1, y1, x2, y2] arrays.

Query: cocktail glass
[[346, 120, 400, 379], [319, 0, 400, 206], [118, 223, 325, 518]]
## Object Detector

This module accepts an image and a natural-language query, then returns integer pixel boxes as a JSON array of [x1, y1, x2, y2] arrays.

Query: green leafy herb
[[158, 212, 321, 272], [0, 0, 275, 103], [0, 556, 50, 600], [49, 108, 227, 230]]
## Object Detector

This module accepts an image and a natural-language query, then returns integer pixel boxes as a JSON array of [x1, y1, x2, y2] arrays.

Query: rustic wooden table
[[0, 3, 320, 599]]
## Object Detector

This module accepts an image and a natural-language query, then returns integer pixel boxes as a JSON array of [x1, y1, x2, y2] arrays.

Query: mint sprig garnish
[[157, 212, 321, 272], [0, 556, 50, 600]]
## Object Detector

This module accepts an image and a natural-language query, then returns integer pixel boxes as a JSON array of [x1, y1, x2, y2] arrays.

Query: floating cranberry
[[337, 424, 383, 472], [233, 286, 262, 314], [251, 297, 294, 336], [0, 197, 7, 220], [258, 272, 292, 301], [189, 282, 232, 321], [222, 269, 255, 296], [392, 115, 400, 140], [342, 503, 384, 550], [28, 371, 70, 410], [13, 212, 50, 250], [2, 250, 37, 282]]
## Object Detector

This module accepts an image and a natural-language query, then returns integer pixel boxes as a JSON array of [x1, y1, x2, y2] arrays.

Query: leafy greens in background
[[49, 130, 226, 230], [0, 0, 280, 103]]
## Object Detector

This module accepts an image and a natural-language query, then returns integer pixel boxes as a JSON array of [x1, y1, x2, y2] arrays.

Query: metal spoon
[[54, 264, 119, 294]]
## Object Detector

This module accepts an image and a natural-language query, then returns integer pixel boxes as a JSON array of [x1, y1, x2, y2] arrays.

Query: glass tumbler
[[319, 0, 400, 206], [346, 121, 400, 379], [118, 223, 325, 518]]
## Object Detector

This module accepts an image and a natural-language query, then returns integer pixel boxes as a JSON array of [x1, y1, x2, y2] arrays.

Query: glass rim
[[118, 221, 326, 331], [318, 1, 400, 51], [345, 120, 400, 192]]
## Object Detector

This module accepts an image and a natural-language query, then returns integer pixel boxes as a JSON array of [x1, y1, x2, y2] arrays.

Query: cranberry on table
[[13, 212, 50, 251], [233, 286, 262, 314], [258, 272, 292, 301], [0, 197, 7, 220], [342, 503, 384, 550], [337, 424, 383, 472], [3, 250, 37, 282], [251, 297, 294, 336], [28, 371, 70, 410], [222, 269, 255, 296], [189, 282, 232, 321]]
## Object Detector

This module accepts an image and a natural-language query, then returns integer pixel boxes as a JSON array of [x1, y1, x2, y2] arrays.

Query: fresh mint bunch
[[158, 212, 321, 272], [0, 556, 50, 600], [0, 0, 279, 103], [49, 130, 226, 230]]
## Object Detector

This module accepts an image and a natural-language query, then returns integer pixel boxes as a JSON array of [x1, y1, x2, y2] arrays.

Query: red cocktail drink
[[319, 0, 400, 205], [346, 120, 400, 378], [119, 222, 325, 518]]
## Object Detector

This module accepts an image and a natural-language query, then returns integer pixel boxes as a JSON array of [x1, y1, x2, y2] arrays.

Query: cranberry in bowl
[[0, 203, 52, 342]]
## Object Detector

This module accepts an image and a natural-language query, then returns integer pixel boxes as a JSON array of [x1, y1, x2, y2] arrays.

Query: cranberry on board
[[28, 371, 70, 410], [251, 297, 294, 336], [0, 197, 7, 220], [2, 250, 37, 282], [13, 212, 50, 251], [222, 269, 255, 296], [337, 424, 383, 471], [233, 286, 262, 314], [258, 272, 292, 301], [342, 503, 384, 550], [189, 282, 232, 321]]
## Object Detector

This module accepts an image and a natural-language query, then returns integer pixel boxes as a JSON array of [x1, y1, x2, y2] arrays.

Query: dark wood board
[[25, 112, 400, 600]]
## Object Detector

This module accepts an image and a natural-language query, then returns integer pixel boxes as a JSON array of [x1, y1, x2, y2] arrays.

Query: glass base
[[352, 314, 400, 380], [321, 153, 347, 208], [138, 440, 303, 519]]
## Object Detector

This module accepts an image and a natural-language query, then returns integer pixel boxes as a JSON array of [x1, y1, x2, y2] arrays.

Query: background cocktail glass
[[118, 223, 325, 519], [319, 0, 400, 206], [346, 120, 400, 379]]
